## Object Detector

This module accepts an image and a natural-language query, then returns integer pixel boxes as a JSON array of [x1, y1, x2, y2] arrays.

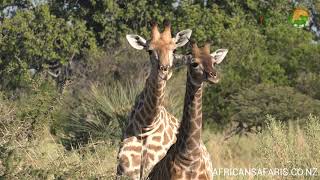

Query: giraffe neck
[[176, 67, 203, 159], [134, 65, 166, 129]]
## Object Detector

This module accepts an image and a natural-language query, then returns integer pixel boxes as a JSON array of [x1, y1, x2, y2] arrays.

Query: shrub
[[52, 81, 142, 148], [295, 72, 320, 100], [229, 84, 320, 129], [0, 74, 58, 177]]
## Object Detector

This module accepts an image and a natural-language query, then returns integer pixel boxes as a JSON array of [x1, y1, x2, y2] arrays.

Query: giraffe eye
[[191, 62, 199, 67]]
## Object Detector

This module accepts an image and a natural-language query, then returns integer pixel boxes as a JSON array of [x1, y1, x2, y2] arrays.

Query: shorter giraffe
[[148, 41, 228, 179]]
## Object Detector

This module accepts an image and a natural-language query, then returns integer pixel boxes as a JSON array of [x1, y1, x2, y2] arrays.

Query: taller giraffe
[[148, 42, 228, 180], [116, 20, 192, 179]]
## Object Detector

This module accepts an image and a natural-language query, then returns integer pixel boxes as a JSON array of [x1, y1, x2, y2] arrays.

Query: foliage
[[0, 74, 58, 146], [202, 20, 320, 129], [50, 0, 175, 48], [0, 94, 15, 177], [229, 84, 320, 128], [265, 24, 319, 79], [0, 0, 33, 18], [0, 4, 97, 90]]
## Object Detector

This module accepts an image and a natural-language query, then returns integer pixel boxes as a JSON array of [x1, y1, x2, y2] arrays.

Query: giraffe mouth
[[205, 72, 220, 84], [207, 78, 219, 84]]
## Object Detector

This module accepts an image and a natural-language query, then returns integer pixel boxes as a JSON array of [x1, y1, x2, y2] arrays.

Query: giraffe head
[[126, 20, 192, 80], [188, 41, 228, 84]]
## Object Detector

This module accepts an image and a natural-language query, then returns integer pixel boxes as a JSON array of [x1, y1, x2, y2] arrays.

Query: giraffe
[[116, 20, 192, 179], [148, 41, 228, 180]]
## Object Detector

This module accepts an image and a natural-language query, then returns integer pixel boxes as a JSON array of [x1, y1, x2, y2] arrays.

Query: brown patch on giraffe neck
[[152, 136, 161, 142], [131, 154, 141, 167], [148, 144, 162, 152], [123, 145, 142, 152]]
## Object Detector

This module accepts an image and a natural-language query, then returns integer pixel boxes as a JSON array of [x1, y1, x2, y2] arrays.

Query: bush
[[52, 81, 143, 148], [0, 75, 58, 177], [229, 84, 320, 128], [295, 72, 320, 100]]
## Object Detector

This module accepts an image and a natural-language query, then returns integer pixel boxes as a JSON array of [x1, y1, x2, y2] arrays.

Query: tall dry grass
[[204, 115, 320, 180], [3, 114, 319, 179]]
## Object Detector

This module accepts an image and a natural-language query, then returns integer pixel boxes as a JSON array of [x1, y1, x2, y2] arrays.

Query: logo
[[289, 8, 310, 28]]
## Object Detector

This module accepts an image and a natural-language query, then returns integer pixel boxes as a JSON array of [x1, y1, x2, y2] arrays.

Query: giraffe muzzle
[[159, 65, 170, 72]]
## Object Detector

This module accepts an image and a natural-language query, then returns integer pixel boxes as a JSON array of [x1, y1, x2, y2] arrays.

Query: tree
[[50, 0, 175, 48], [0, 5, 97, 89]]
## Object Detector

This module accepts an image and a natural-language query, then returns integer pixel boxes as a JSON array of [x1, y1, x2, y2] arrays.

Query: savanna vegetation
[[1, 0, 320, 179]]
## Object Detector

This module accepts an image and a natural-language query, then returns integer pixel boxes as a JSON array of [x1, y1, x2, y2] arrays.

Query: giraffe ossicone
[[148, 41, 228, 180], [116, 20, 192, 179]]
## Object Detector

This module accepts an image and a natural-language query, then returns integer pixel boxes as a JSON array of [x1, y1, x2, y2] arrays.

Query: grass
[[203, 115, 320, 180], [4, 128, 118, 179], [51, 67, 186, 149]]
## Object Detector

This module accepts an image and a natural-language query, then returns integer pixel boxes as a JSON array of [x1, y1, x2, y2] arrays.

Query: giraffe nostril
[[159, 65, 163, 71], [159, 65, 169, 71], [209, 72, 217, 77]]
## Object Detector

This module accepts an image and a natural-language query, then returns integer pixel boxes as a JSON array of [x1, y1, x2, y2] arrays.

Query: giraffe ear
[[210, 49, 228, 64], [126, 34, 147, 50], [174, 29, 192, 48]]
